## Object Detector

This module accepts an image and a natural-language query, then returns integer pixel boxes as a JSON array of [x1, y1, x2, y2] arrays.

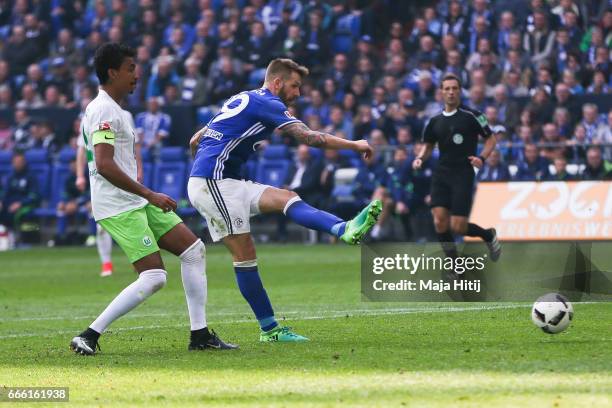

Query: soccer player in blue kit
[[188, 58, 382, 342]]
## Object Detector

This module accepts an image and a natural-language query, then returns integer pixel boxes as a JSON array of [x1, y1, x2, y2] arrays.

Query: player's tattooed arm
[[281, 122, 329, 147], [281, 122, 374, 158]]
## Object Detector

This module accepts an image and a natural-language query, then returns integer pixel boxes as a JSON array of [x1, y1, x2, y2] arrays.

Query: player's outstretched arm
[[412, 143, 434, 170], [94, 143, 177, 212], [281, 122, 374, 159]]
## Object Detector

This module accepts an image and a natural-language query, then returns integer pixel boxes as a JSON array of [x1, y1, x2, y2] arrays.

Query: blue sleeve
[[135, 114, 144, 132], [258, 98, 302, 130]]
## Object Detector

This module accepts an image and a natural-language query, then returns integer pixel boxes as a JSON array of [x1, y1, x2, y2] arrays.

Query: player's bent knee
[[141, 269, 167, 294], [179, 239, 205, 263]]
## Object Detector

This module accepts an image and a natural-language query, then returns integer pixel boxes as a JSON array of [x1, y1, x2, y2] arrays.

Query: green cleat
[[259, 326, 309, 342], [340, 199, 382, 245]]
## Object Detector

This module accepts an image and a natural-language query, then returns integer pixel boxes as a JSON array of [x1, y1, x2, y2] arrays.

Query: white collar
[[442, 109, 457, 116]]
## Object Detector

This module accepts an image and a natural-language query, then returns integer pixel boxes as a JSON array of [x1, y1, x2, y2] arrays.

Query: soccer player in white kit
[[70, 43, 237, 355]]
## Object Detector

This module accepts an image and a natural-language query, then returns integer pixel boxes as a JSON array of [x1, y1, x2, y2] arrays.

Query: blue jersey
[[190, 88, 301, 179]]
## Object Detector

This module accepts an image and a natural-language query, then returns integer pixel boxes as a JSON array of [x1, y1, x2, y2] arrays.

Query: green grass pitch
[[0, 245, 610, 407]]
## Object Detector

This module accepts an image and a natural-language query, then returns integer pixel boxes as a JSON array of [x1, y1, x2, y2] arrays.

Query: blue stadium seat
[[24, 149, 51, 202], [262, 145, 290, 160], [142, 162, 153, 188], [153, 161, 187, 200], [58, 146, 76, 163], [49, 162, 72, 208], [0, 150, 12, 185], [140, 147, 153, 163], [331, 184, 355, 203], [197, 107, 215, 126], [256, 159, 290, 188], [159, 146, 185, 162]]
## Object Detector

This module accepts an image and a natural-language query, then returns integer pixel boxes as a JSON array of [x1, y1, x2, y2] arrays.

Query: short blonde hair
[[265, 58, 309, 82]]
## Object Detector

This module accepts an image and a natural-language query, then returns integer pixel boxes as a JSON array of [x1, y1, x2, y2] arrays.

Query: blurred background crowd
[[0, 0, 610, 245]]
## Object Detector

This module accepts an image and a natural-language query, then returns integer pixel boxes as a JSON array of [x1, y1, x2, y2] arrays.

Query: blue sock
[[57, 213, 67, 236], [234, 262, 278, 332], [285, 198, 346, 237]]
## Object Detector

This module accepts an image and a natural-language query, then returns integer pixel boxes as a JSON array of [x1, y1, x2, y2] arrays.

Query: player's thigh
[[157, 222, 199, 257], [133, 251, 165, 274], [222, 232, 257, 262], [144, 204, 194, 256], [257, 185, 297, 214], [98, 206, 163, 268], [187, 177, 251, 242]]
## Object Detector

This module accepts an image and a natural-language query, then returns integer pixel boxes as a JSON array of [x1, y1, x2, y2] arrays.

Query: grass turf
[[0, 245, 610, 407]]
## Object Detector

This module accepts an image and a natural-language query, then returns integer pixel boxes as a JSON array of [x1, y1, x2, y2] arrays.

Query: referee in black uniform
[[412, 73, 501, 262]]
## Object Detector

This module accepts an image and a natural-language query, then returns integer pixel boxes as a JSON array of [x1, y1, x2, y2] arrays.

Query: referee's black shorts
[[429, 165, 475, 217]]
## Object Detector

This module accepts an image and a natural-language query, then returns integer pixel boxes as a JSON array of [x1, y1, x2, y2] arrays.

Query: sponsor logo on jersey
[[452, 133, 464, 144], [477, 114, 488, 127], [142, 235, 153, 247], [99, 122, 111, 131], [203, 128, 224, 140]]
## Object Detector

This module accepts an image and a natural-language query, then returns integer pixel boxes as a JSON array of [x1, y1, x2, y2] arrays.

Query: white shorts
[[187, 177, 269, 242]]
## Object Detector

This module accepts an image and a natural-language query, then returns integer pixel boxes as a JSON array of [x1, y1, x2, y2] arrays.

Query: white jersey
[[81, 89, 147, 221]]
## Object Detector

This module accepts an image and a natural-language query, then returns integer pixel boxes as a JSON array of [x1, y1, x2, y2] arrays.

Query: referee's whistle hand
[[468, 156, 484, 169], [412, 158, 422, 170]]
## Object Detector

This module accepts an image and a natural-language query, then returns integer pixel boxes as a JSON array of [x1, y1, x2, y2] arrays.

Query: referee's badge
[[452, 133, 464, 144]]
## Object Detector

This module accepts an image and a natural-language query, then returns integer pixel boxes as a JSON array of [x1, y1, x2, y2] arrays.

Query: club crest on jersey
[[142, 235, 153, 247], [98, 122, 111, 131], [234, 217, 244, 228], [284, 111, 296, 119], [452, 133, 464, 144]]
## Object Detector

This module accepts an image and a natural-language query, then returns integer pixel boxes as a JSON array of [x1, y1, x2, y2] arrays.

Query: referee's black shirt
[[422, 105, 493, 168]]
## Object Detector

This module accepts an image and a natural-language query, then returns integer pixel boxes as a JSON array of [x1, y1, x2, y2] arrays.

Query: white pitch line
[[0, 304, 531, 340], [0, 304, 528, 323]]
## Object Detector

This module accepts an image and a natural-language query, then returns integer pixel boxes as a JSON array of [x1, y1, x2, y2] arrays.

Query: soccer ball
[[531, 293, 574, 334]]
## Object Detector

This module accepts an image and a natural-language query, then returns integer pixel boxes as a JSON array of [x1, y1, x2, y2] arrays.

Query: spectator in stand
[[16, 83, 44, 109], [303, 89, 330, 126], [580, 103, 602, 142], [554, 82, 580, 125], [302, 10, 329, 75], [2, 25, 40, 76], [0, 153, 39, 241], [477, 149, 511, 181], [31, 120, 59, 155], [523, 9, 556, 68], [552, 107, 573, 138], [546, 156, 575, 181], [179, 57, 206, 105], [442, 0, 468, 43], [587, 70, 611, 95], [207, 56, 243, 104], [502, 70, 529, 97], [135, 97, 171, 150], [540, 122, 566, 161], [580, 146, 612, 180], [146, 56, 180, 99], [514, 143, 551, 181]]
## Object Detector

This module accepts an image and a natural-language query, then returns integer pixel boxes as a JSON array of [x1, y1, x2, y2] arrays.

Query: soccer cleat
[[188, 329, 239, 350], [70, 336, 100, 356], [340, 199, 383, 245], [100, 262, 113, 277], [486, 228, 501, 262], [260, 326, 309, 342]]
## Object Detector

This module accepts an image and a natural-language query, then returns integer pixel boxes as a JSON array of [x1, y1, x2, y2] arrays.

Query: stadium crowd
[[0, 0, 611, 244]]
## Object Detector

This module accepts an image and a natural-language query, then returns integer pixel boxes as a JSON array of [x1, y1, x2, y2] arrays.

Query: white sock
[[89, 269, 167, 333], [179, 239, 207, 331], [96, 225, 112, 264]]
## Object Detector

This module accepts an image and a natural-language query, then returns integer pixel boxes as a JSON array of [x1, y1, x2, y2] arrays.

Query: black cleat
[[188, 329, 239, 350], [486, 228, 502, 262], [70, 335, 100, 356]]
